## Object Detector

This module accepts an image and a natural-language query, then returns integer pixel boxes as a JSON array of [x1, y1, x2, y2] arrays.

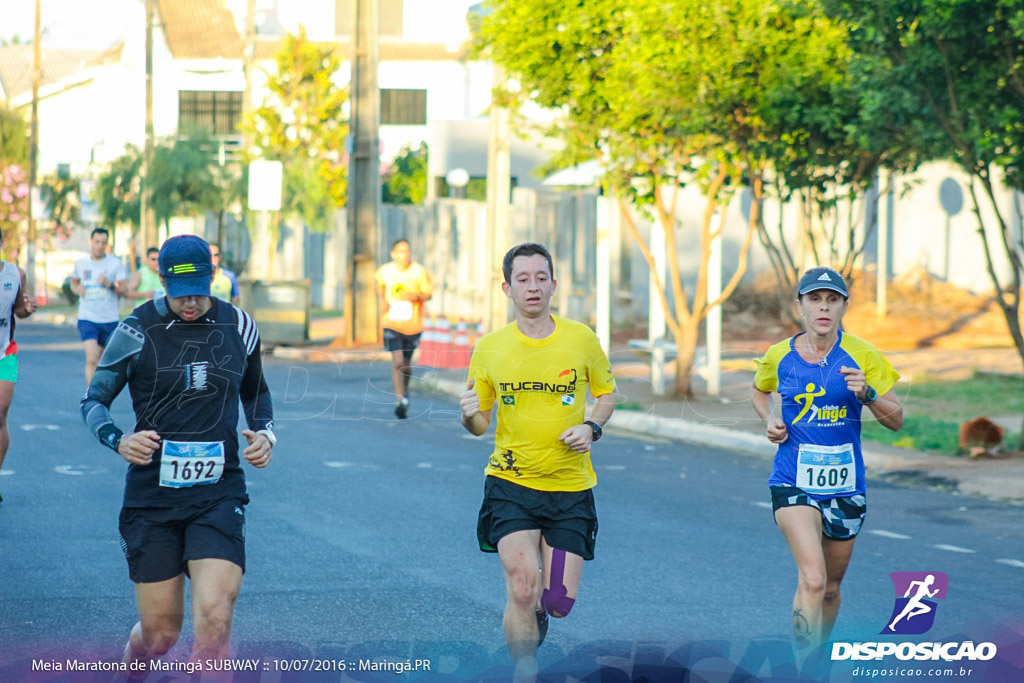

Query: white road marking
[[868, 530, 912, 540], [417, 463, 432, 468], [995, 559, 1024, 569], [323, 461, 381, 471], [933, 544, 975, 554], [599, 465, 626, 470], [752, 501, 772, 510], [0, 470, 13, 476], [21, 424, 61, 431], [54, 465, 85, 476]]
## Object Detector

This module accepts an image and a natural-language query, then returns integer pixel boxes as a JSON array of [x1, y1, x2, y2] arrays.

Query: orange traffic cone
[[433, 315, 452, 369], [418, 315, 437, 366], [453, 319, 471, 369]]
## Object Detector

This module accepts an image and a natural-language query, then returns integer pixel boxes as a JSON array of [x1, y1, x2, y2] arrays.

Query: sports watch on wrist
[[858, 386, 878, 405], [584, 420, 603, 442]]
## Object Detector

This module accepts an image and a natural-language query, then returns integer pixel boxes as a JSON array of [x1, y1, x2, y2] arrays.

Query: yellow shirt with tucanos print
[[468, 315, 616, 492]]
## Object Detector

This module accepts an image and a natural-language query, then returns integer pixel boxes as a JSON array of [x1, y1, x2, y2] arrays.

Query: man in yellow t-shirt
[[375, 239, 432, 419], [460, 243, 616, 677]]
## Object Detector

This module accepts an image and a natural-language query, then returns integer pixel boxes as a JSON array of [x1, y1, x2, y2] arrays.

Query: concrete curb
[[272, 346, 392, 362], [258, 346, 1024, 504]]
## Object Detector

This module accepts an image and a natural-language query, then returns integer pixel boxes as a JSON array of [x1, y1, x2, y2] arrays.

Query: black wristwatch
[[584, 420, 603, 442], [858, 386, 878, 405]]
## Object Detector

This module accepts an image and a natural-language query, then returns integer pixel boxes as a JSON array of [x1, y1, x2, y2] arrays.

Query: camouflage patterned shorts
[[770, 485, 866, 540]]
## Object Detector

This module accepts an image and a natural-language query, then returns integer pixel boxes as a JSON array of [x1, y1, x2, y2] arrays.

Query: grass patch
[[862, 372, 1024, 455], [862, 415, 962, 455], [896, 372, 1024, 421], [311, 307, 344, 319], [616, 400, 647, 411]]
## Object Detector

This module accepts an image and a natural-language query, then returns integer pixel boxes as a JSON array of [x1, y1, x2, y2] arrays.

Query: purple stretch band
[[541, 548, 576, 616]]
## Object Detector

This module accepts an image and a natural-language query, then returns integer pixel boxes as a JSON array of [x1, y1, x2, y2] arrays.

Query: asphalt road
[[1, 323, 1021, 682]]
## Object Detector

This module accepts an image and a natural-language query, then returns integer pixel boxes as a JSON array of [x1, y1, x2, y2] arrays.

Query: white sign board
[[247, 160, 283, 211]]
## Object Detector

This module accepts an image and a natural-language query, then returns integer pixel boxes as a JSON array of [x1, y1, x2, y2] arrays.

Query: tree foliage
[[382, 142, 427, 205], [822, 0, 1024, 367], [38, 173, 80, 246], [0, 107, 29, 166], [0, 164, 29, 259], [241, 27, 348, 231], [96, 145, 142, 232], [473, 0, 897, 394]]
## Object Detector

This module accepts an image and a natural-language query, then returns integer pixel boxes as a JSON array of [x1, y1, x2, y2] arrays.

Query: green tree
[[149, 136, 217, 233], [822, 0, 1024, 366], [382, 142, 427, 204], [38, 173, 81, 247], [241, 26, 348, 232], [475, 0, 881, 395], [0, 107, 29, 166], [96, 145, 143, 236]]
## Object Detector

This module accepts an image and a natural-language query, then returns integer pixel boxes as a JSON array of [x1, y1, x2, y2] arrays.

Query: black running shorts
[[118, 495, 249, 583], [382, 328, 421, 358], [477, 476, 598, 560]]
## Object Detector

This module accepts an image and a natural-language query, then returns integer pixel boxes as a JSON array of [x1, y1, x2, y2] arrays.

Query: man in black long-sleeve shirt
[[81, 235, 274, 673]]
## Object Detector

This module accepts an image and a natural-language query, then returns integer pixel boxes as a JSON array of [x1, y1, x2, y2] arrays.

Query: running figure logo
[[793, 382, 826, 423], [881, 571, 949, 635]]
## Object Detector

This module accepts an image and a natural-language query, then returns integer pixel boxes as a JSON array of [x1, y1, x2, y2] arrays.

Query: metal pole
[[706, 210, 723, 397], [877, 171, 892, 318], [595, 195, 611, 355], [345, 0, 380, 344], [485, 65, 511, 332], [649, 219, 667, 396], [26, 0, 41, 293], [141, 0, 156, 254]]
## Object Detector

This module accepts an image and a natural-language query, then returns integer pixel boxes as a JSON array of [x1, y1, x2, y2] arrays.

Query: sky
[[1, 0, 481, 51], [1, 0, 138, 50]]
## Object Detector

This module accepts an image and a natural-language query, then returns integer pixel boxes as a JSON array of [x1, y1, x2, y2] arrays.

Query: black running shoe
[[536, 609, 549, 646], [395, 397, 409, 419]]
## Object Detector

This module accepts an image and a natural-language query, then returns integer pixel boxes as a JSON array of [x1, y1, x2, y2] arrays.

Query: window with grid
[[178, 91, 243, 136], [380, 89, 427, 125]]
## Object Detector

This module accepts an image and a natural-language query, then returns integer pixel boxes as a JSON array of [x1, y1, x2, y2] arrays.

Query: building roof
[[0, 45, 118, 101], [157, 0, 245, 59], [254, 38, 464, 62]]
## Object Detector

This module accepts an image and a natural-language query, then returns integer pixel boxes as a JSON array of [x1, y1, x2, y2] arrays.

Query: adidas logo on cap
[[818, 272, 832, 281]]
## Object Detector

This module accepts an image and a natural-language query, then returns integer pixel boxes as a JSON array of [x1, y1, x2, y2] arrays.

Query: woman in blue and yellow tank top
[[752, 266, 903, 658]]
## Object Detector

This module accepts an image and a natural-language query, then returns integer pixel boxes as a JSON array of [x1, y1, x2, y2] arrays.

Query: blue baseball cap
[[158, 235, 213, 298], [798, 266, 848, 298]]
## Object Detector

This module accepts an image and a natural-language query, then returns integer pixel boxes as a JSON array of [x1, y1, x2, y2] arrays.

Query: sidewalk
[[272, 341, 1024, 505]]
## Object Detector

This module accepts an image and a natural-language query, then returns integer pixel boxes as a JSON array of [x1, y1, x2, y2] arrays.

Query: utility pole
[[484, 65, 511, 332], [344, 0, 380, 344], [237, 0, 257, 253], [140, 0, 157, 255], [242, 0, 256, 138], [26, 0, 41, 294]]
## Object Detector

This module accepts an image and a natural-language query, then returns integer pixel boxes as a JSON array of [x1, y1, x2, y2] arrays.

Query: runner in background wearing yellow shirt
[[375, 239, 432, 419], [460, 243, 616, 680]]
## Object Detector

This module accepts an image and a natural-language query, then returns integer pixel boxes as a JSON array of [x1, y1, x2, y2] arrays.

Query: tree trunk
[[671, 320, 700, 397]]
